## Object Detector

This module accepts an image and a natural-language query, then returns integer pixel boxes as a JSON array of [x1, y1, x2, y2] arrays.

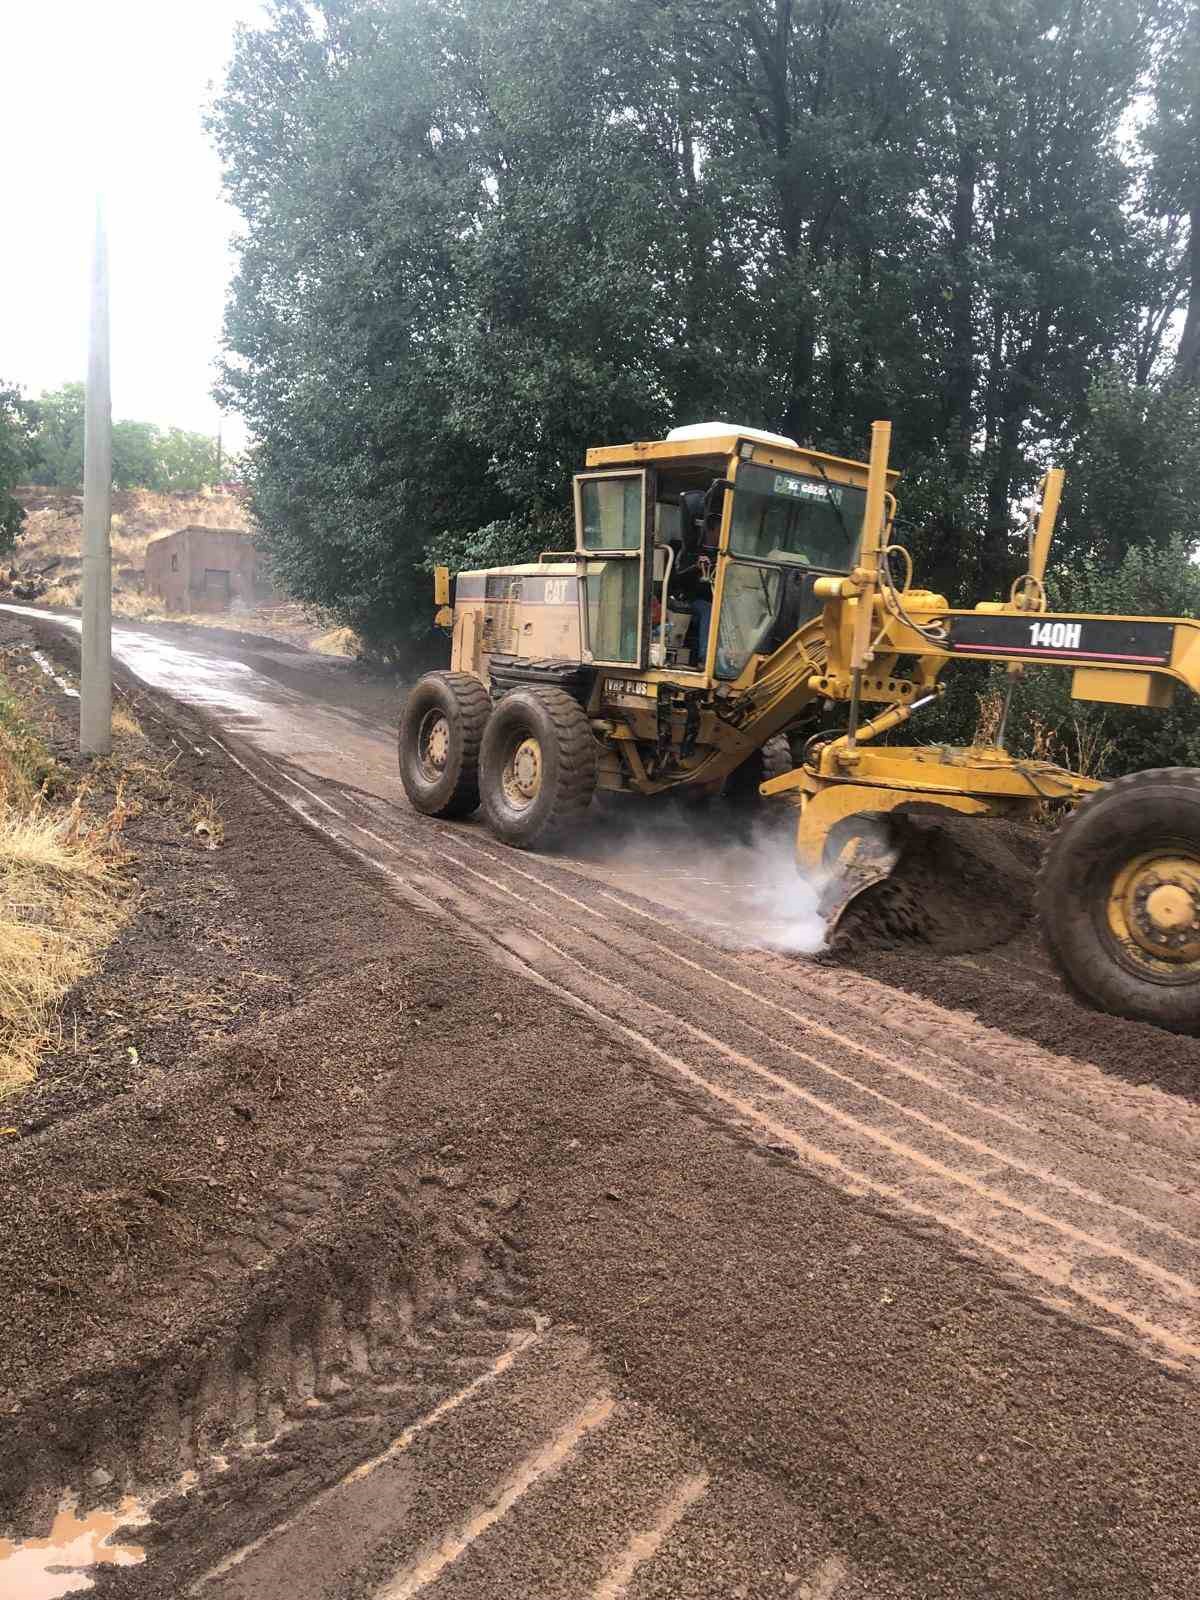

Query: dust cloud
[[552, 797, 827, 955]]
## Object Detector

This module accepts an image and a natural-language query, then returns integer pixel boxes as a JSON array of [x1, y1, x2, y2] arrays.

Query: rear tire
[[398, 671, 491, 818], [723, 733, 793, 809], [479, 686, 597, 848], [1038, 767, 1200, 1032], [760, 732, 794, 788]]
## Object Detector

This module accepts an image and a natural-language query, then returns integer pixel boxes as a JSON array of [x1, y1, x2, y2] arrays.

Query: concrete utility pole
[[80, 199, 112, 755]]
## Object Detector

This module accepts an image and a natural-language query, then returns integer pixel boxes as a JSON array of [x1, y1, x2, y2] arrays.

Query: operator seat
[[677, 490, 706, 559]]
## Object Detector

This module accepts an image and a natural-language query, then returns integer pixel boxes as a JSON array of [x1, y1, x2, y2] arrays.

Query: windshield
[[729, 462, 866, 571]]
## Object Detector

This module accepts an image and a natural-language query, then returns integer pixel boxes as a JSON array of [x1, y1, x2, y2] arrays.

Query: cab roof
[[584, 429, 898, 484]]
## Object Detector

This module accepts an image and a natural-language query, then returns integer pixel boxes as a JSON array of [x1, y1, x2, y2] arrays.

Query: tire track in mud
[[0, 726, 870, 1600], [4, 1239, 547, 1598], [300, 786, 1200, 1380], [18, 615, 1200, 1597], [186, 1327, 858, 1600], [55, 724, 1192, 1598], [6, 1142, 537, 1500], [30, 1240, 855, 1600]]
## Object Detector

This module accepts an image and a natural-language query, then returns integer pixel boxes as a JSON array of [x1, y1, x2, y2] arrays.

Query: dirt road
[[5, 609, 1200, 1599]]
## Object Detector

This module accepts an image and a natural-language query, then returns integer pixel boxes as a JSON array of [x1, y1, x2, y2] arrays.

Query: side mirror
[[704, 477, 734, 519]]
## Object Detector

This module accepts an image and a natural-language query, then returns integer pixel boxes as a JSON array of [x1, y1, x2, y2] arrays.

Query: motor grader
[[399, 419, 1200, 1032]]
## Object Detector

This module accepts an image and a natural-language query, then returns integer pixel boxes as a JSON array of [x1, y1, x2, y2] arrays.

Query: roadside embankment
[[0, 622, 131, 1096]]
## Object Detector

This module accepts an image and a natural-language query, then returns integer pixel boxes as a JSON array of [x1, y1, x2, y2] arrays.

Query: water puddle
[[30, 650, 79, 699], [0, 1495, 147, 1598]]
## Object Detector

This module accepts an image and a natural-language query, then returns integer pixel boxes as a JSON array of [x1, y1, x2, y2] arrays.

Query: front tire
[[398, 671, 491, 818], [479, 686, 597, 848], [1038, 767, 1200, 1032]]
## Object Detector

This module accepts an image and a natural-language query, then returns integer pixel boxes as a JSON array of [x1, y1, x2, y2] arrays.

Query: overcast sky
[[1, 0, 270, 450]]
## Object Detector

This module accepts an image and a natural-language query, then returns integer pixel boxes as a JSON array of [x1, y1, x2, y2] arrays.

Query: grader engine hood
[[450, 564, 582, 675]]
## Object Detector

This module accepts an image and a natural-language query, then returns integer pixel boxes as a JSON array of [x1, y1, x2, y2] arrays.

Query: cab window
[[714, 563, 783, 680], [729, 463, 865, 572], [575, 470, 647, 665], [580, 477, 642, 551], [585, 559, 641, 662]]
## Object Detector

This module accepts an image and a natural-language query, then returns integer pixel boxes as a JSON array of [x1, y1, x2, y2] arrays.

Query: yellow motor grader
[[400, 419, 1200, 1031]]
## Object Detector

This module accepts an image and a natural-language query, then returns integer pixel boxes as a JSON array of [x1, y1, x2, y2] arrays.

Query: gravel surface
[[2, 610, 1200, 1600]]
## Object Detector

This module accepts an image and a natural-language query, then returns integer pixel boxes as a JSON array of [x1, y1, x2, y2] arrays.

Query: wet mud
[[833, 810, 1038, 957], [4, 611, 1200, 1597]]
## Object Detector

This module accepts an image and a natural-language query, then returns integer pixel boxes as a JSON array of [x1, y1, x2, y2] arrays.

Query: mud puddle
[[0, 1497, 147, 1598]]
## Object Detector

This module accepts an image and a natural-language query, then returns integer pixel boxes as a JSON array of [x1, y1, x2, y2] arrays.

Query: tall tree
[[212, 0, 1190, 652], [0, 383, 37, 555], [25, 383, 221, 492], [1144, 0, 1200, 385]]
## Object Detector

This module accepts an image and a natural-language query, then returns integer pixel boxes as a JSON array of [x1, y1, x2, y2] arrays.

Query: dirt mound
[[832, 809, 1039, 956]]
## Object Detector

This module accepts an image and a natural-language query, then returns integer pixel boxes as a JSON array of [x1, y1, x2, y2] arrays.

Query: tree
[[112, 420, 163, 491], [0, 383, 37, 555], [26, 383, 221, 493], [1055, 376, 1200, 572], [211, 0, 1190, 656], [27, 383, 86, 488], [1143, 0, 1200, 385], [157, 428, 219, 492]]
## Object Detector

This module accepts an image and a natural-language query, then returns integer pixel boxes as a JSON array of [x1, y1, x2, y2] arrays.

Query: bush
[[915, 536, 1200, 776]]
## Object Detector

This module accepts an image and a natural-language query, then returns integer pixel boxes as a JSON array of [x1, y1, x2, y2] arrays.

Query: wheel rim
[[1103, 847, 1200, 980], [500, 734, 543, 811], [416, 709, 451, 782]]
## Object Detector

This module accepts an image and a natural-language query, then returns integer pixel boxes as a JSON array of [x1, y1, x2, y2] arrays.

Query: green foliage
[[1055, 379, 1200, 570], [0, 384, 37, 555], [26, 384, 220, 492], [425, 510, 570, 577], [111, 420, 160, 491], [27, 383, 86, 490], [918, 537, 1200, 776], [1142, 0, 1200, 385], [211, 0, 1200, 659], [154, 428, 221, 493], [0, 674, 64, 798]]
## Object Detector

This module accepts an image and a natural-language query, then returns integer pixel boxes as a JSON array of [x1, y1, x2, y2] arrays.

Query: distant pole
[[81, 199, 112, 755]]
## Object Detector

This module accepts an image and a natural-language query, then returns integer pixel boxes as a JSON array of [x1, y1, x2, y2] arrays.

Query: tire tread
[[399, 671, 492, 818], [479, 686, 597, 846], [1038, 766, 1200, 1031]]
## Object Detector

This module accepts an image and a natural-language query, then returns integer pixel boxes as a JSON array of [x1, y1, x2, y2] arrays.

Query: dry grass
[[18, 488, 250, 576], [41, 577, 165, 622], [311, 625, 359, 657], [0, 691, 132, 1098], [111, 704, 143, 740], [974, 687, 1113, 780], [974, 685, 1006, 747], [190, 795, 224, 849], [1070, 713, 1117, 780], [1027, 711, 1058, 764]]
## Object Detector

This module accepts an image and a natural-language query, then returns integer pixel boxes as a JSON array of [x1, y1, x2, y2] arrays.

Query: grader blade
[[817, 822, 903, 932], [819, 806, 1039, 955]]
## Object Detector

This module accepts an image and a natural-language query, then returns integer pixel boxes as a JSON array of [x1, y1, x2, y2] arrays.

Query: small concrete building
[[144, 526, 278, 614]]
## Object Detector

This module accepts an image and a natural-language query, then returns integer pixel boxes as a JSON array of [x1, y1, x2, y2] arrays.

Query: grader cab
[[400, 420, 1200, 1033]]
